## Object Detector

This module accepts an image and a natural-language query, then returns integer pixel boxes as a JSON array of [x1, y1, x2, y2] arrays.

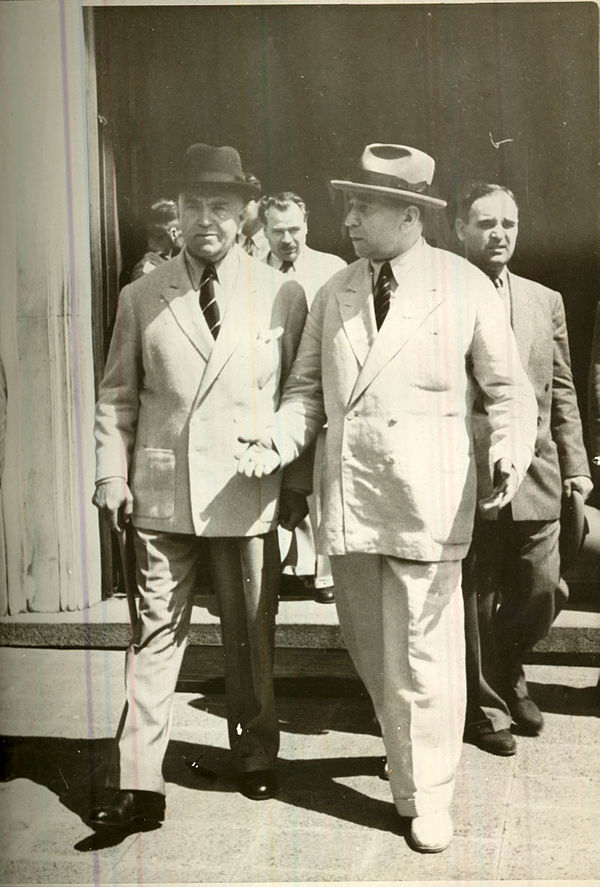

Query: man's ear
[[455, 218, 466, 243], [402, 205, 421, 230]]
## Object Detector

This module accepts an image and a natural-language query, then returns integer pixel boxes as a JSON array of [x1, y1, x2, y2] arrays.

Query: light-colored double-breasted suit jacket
[[473, 272, 590, 520], [95, 246, 308, 537], [588, 301, 600, 467], [272, 240, 537, 562]]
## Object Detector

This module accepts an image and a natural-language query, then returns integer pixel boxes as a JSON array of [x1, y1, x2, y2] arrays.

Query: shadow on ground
[[0, 734, 400, 853], [527, 680, 599, 716]]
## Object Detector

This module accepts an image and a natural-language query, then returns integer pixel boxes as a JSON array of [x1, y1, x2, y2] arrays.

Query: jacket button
[[544, 383, 550, 391], [534, 448, 541, 457], [537, 416, 542, 426]]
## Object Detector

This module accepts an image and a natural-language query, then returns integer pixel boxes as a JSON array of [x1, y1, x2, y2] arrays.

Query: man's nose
[[345, 208, 357, 227], [281, 230, 293, 243], [197, 204, 212, 225]]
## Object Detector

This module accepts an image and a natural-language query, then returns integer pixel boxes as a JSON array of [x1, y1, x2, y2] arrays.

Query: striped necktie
[[200, 263, 220, 339], [374, 261, 393, 330]]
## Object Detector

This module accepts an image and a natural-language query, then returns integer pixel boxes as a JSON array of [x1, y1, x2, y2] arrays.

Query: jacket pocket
[[131, 447, 175, 519]]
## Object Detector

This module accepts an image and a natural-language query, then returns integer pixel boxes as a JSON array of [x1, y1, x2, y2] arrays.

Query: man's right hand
[[236, 436, 282, 478], [92, 478, 133, 532]]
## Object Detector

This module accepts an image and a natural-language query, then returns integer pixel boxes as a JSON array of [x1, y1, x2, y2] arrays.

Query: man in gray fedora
[[90, 143, 309, 829], [237, 144, 537, 852]]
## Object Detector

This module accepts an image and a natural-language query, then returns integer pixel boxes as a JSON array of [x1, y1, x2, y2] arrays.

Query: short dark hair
[[455, 182, 518, 222], [146, 199, 178, 237], [244, 172, 262, 196], [259, 191, 308, 226]]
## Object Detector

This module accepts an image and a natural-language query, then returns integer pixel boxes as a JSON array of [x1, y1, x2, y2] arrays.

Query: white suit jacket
[[95, 247, 308, 537], [273, 241, 537, 562]]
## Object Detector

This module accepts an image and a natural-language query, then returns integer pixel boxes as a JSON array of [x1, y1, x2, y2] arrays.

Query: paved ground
[[0, 647, 598, 884]]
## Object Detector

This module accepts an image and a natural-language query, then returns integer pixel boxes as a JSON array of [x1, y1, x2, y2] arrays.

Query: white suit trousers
[[331, 554, 465, 817]]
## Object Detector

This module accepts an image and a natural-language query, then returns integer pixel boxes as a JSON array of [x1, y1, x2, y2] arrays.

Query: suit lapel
[[348, 248, 445, 407], [335, 261, 376, 370], [195, 250, 254, 403], [161, 253, 213, 363], [507, 271, 533, 368]]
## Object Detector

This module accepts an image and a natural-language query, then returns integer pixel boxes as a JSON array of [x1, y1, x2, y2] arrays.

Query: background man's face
[[457, 192, 519, 276], [178, 186, 244, 263], [241, 199, 260, 234], [264, 203, 307, 264], [167, 222, 184, 251], [344, 193, 409, 260]]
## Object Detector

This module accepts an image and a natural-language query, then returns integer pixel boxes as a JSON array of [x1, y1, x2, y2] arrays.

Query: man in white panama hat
[[237, 143, 537, 852]]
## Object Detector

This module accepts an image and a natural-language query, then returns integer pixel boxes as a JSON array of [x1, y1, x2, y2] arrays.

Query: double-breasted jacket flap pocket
[[131, 447, 176, 519]]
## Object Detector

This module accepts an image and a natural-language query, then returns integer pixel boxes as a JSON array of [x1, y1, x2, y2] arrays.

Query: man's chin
[[188, 244, 228, 263]]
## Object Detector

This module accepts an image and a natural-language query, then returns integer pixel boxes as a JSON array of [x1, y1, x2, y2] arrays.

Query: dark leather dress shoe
[[508, 696, 544, 735], [238, 770, 278, 800], [464, 721, 516, 756], [87, 789, 165, 830], [279, 574, 313, 600], [314, 585, 335, 604]]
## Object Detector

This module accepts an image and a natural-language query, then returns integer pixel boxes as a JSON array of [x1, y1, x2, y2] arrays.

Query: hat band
[[182, 171, 248, 186], [355, 168, 430, 194]]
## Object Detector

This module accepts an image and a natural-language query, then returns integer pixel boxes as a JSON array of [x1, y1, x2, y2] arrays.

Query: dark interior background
[[92, 2, 599, 443]]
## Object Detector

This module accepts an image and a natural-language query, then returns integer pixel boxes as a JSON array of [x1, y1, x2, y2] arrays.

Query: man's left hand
[[479, 458, 519, 512], [278, 489, 309, 532], [562, 475, 594, 501]]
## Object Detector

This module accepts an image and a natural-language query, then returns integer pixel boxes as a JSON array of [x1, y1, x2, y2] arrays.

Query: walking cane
[[116, 524, 138, 632]]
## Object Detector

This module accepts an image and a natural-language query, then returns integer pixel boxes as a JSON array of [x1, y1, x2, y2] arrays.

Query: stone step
[[2, 595, 599, 680]]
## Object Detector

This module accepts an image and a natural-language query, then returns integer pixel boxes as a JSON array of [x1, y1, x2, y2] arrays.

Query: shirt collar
[[267, 251, 296, 272], [370, 236, 425, 284], [493, 266, 510, 288], [184, 245, 239, 290]]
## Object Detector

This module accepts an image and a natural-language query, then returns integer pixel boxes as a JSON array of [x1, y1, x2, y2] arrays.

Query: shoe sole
[[409, 838, 452, 854], [475, 742, 517, 756], [87, 812, 164, 831]]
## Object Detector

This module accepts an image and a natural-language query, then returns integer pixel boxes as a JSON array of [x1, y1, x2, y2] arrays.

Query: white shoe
[[410, 811, 453, 853]]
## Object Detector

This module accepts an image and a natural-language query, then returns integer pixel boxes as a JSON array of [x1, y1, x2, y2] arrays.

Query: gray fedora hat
[[560, 490, 600, 573], [177, 143, 259, 195]]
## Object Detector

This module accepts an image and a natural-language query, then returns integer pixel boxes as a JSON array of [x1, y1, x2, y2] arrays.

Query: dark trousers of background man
[[463, 506, 561, 732]]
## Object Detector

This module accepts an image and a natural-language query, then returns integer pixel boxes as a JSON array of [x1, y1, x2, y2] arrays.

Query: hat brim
[[559, 489, 586, 570], [330, 179, 447, 208]]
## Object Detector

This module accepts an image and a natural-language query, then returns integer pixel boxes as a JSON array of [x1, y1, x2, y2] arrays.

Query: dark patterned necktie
[[242, 236, 254, 255], [493, 275, 512, 325], [200, 263, 220, 339], [280, 260, 294, 274], [374, 261, 393, 330]]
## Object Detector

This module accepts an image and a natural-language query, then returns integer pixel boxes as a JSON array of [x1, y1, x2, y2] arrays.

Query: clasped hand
[[478, 457, 518, 513], [235, 435, 281, 478]]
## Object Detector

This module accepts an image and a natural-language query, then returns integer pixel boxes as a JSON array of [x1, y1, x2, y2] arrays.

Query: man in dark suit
[[456, 182, 592, 756], [130, 198, 183, 281], [89, 144, 309, 830]]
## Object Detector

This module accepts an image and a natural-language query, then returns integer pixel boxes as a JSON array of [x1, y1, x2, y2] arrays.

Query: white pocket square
[[257, 326, 284, 344]]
